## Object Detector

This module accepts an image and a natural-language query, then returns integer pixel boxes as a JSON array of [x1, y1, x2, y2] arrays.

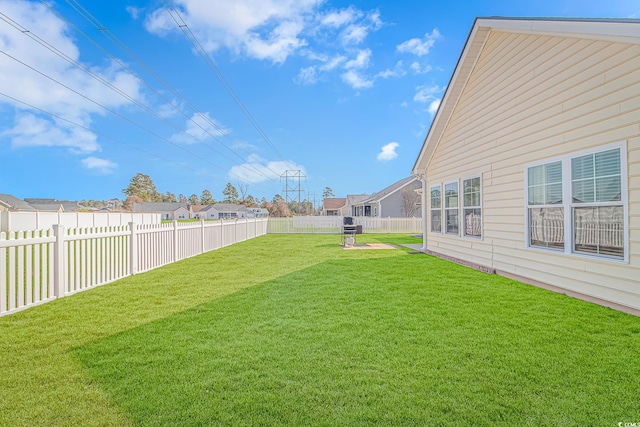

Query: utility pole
[[307, 191, 317, 215], [280, 170, 306, 213]]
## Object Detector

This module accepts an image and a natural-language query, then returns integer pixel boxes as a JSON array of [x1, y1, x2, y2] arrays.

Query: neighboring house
[[0, 194, 36, 211], [350, 177, 422, 218], [412, 17, 640, 314], [200, 203, 248, 220], [0, 199, 10, 212], [24, 198, 80, 212], [133, 202, 190, 220], [190, 205, 208, 219], [321, 198, 348, 216], [345, 194, 371, 216], [247, 208, 269, 218]]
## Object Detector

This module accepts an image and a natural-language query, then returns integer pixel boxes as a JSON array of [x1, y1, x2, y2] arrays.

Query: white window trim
[[524, 141, 628, 263], [429, 184, 442, 234], [444, 180, 460, 236], [461, 174, 483, 240]]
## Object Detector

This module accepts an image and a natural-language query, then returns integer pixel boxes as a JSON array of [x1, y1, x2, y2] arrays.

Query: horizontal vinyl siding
[[426, 31, 640, 311]]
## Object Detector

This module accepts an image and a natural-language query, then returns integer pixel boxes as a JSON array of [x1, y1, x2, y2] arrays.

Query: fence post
[[220, 218, 224, 247], [201, 218, 206, 253], [173, 220, 179, 262], [129, 222, 138, 275], [52, 224, 65, 298]]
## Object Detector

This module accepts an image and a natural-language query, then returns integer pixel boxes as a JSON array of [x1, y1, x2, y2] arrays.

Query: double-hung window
[[571, 148, 624, 258], [463, 177, 482, 238], [527, 161, 564, 250], [526, 143, 626, 260], [430, 185, 442, 233], [444, 181, 459, 235]]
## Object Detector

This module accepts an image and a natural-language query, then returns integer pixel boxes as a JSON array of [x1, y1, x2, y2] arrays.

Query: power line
[[37, 0, 275, 181], [161, 0, 295, 171], [0, 91, 221, 179], [0, 48, 250, 180]]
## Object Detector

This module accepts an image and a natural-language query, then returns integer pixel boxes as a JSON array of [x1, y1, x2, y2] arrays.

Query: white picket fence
[[267, 216, 422, 234], [0, 218, 268, 316]]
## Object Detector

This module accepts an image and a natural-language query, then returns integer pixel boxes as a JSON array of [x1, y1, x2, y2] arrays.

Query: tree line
[[116, 173, 332, 217]]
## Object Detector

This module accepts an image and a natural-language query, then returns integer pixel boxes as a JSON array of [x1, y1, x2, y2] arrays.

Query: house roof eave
[[412, 17, 640, 175], [412, 17, 488, 175]]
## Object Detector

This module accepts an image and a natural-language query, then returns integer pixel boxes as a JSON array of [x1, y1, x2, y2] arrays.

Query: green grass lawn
[[1, 234, 639, 426]]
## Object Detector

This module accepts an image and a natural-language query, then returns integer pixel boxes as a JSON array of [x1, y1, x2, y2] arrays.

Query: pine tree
[[222, 183, 239, 203], [122, 173, 161, 202]]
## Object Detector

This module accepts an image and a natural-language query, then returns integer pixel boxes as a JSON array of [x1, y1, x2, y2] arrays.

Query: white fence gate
[[0, 218, 268, 316]]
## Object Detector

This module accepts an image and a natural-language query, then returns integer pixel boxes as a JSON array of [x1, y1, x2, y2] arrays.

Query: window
[[526, 143, 626, 260], [463, 177, 481, 237], [444, 181, 459, 235], [527, 161, 564, 250], [430, 185, 442, 233], [571, 148, 623, 258]]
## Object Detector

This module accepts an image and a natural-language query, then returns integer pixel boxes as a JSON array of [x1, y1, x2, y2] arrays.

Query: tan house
[[321, 198, 348, 216], [412, 17, 640, 314]]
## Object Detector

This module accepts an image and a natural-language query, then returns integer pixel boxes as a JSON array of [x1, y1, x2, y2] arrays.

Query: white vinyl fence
[[267, 216, 422, 234], [0, 211, 160, 232], [0, 218, 267, 316]]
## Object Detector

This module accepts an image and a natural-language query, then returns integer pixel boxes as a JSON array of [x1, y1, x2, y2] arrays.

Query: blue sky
[[0, 0, 637, 204]]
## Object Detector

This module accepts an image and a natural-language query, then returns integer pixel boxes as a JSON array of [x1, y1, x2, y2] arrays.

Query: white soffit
[[479, 18, 640, 45]]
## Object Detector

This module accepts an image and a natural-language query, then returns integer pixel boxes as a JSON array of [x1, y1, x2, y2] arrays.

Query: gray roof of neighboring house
[[24, 198, 80, 212], [354, 176, 419, 204], [346, 194, 371, 205], [0, 194, 36, 211], [133, 202, 189, 212], [211, 203, 248, 212]]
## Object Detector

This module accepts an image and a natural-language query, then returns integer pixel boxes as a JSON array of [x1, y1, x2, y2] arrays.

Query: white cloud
[[321, 7, 360, 27], [341, 70, 373, 89], [377, 61, 406, 79], [428, 98, 441, 115], [243, 20, 308, 63], [145, 0, 321, 64], [413, 85, 443, 103], [409, 61, 432, 75], [295, 66, 318, 84], [126, 6, 144, 20], [145, 0, 383, 88], [171, 112, 231, 144], [344, 49, 371, 69], [341, 24, 368, 45], [396, 28, 441, 57], [320, 55, 346, 71], [2, 113, 99, 153], [377, 142, 399, 161], [229, 154, 306, 184], [0, 0, 140, 154], [82, 157, 118, 174]]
